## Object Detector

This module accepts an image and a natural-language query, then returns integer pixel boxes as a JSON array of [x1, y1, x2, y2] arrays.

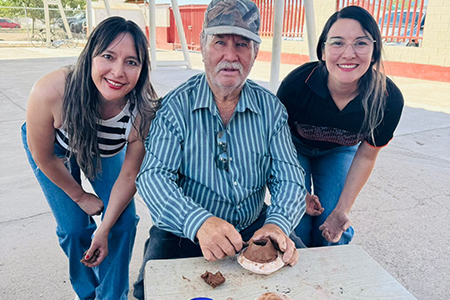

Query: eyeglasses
[[324, 37, 375, 55], [216, 130, 229, 171]]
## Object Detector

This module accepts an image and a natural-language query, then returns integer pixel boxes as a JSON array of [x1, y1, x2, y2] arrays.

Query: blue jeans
[[292, 136, 358, 247], [21, 123, 139, 300]]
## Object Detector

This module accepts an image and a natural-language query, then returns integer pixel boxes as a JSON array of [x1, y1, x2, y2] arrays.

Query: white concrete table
[[144, 244, 416, 299]]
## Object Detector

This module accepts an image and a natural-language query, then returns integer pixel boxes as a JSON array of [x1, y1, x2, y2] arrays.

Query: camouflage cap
[[203, 0, 261, 44]]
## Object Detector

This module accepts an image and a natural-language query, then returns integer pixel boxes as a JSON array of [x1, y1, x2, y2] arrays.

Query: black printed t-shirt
[[277, 61, 404, 150]]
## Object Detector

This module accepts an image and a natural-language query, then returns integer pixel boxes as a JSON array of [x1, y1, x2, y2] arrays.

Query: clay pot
[[255, 292, 293, 300], [237, 239, 284, 275]]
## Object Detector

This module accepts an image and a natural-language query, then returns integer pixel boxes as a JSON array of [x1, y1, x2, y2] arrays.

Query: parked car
[[404, 13, 426, 47], [55, 12, 85, 31], [70, 17, 86, 34], [378, 10, 426, 46], [0, 18, 21, 28]]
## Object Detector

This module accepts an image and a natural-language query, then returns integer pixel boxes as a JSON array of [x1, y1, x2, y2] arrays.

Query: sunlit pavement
[[0, 47, 449, 299]]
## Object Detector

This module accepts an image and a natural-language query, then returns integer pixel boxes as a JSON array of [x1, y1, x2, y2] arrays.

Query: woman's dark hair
[[62, 16, 159, 179], [316, 6, 387, 145]]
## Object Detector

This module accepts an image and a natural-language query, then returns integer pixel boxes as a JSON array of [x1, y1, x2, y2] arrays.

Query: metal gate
[[168, 0, 426, 49], [169, 1, 307, 50], [254, 0, 306, 39], [170, 4, 207, 51], [337, 0, 427, 46]]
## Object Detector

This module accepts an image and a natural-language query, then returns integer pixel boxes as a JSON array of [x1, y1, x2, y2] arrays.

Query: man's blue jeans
[[21, 123, 138, 300], [292, 136, 358, 247]]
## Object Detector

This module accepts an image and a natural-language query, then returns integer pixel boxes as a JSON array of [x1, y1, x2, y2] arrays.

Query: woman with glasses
[[277, 6, 404, 247], [21, 17, 159, 299]]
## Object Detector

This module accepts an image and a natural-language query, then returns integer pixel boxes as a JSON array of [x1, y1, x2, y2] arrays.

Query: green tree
[[1, 0, 85, 31], [0, 0, 22, 19]]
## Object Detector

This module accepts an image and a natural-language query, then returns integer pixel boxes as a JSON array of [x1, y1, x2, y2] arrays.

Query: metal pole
[[22, 3, 29, 44], [86, 0, 93, 37], [304, 0, 318, 61], [43, 0, 51, 47], [149, 0, 157, 70], [56, 0, 72, 38], [171, 0, 192, 69], [269, 0, 284, 93], [60, 14, 72, 38], [103, 0, 111, 16]]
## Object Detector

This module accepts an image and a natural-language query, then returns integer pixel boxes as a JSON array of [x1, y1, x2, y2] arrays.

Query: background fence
[[337, 0, 427, 46], [171, 0, 427, 47], [0, 6, 84, 29], [256, 0, 428, 45], [254, 0, 306, 39], [1, 0, 428, 48]]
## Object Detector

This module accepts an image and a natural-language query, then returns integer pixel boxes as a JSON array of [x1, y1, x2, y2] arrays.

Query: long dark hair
[[316, 5, 387, 145], [62, 16, 159, 179]]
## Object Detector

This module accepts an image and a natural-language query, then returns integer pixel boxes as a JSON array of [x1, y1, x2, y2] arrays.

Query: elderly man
[[133, 0, 306, 298]]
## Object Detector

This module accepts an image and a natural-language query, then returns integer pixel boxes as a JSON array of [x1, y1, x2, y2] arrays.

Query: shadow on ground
[[0, 56, 449, 300]]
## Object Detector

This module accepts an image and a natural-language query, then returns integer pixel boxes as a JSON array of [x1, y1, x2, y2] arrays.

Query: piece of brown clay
[[255, 292, 293, 300], [200, 271, 226, 288], [80, 249, 100, 264], [243, 239, 278, 263], [237, 238, 284, 275]]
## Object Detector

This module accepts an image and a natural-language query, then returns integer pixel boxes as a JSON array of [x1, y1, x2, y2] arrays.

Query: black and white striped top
[[55, 101, 137, 157]]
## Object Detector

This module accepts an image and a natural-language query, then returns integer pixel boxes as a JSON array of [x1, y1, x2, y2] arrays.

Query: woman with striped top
[[21, 17, 159, 300]]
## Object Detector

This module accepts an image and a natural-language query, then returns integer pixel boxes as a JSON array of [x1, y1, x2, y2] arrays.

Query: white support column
[[269, 0, 285, 93], [170, 0, 192, 69], [149, 0, 157, 70], [43, 0, 51, 46], [56, 0, 72, 38], [148, 0, 192, 70], [86, 0, 93, 37], [43, 0, 74, 43], [103, 0, 112, 16], [22, 3, 30, 44], [42, 0, 73, 38], [85, 0, 109, 37], [304, 0, 318, 61]]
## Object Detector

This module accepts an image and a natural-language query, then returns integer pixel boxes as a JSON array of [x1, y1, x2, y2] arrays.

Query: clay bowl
[[255, 292, 293, 300], [237, 239, 285, 275]]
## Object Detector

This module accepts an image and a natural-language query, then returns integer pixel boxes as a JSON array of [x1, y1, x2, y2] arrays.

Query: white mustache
[[215, 61, 243, 74]]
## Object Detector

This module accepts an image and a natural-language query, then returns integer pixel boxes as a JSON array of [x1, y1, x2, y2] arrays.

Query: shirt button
[[229, 157, 233, 161], [233, 181, 238, 186], [237, 205, 241, 209]]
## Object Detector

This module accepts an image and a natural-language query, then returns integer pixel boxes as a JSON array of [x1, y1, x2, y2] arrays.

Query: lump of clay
[[200, 271, 225, 288], [80, 249, 100, 264], [237, 238, 284, 275], [243, 239, 278, 263], [255, 292, 293, 300]]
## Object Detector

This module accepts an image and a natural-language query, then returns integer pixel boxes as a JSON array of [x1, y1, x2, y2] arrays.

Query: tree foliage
[[0, 0, 85, 23]]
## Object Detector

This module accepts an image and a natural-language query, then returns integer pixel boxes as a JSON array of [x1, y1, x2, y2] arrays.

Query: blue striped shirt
[[136, 73, 306, 242]]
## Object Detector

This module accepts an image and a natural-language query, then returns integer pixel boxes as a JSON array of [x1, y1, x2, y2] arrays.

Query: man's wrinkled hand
[[305, 193, 324, 216], [196, 216, 243, 261], [250, 224, 299, 267], [318, 209, 351, 243]]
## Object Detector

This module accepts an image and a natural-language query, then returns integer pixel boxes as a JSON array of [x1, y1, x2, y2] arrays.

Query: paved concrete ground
[[0, 47, 449, 300]]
